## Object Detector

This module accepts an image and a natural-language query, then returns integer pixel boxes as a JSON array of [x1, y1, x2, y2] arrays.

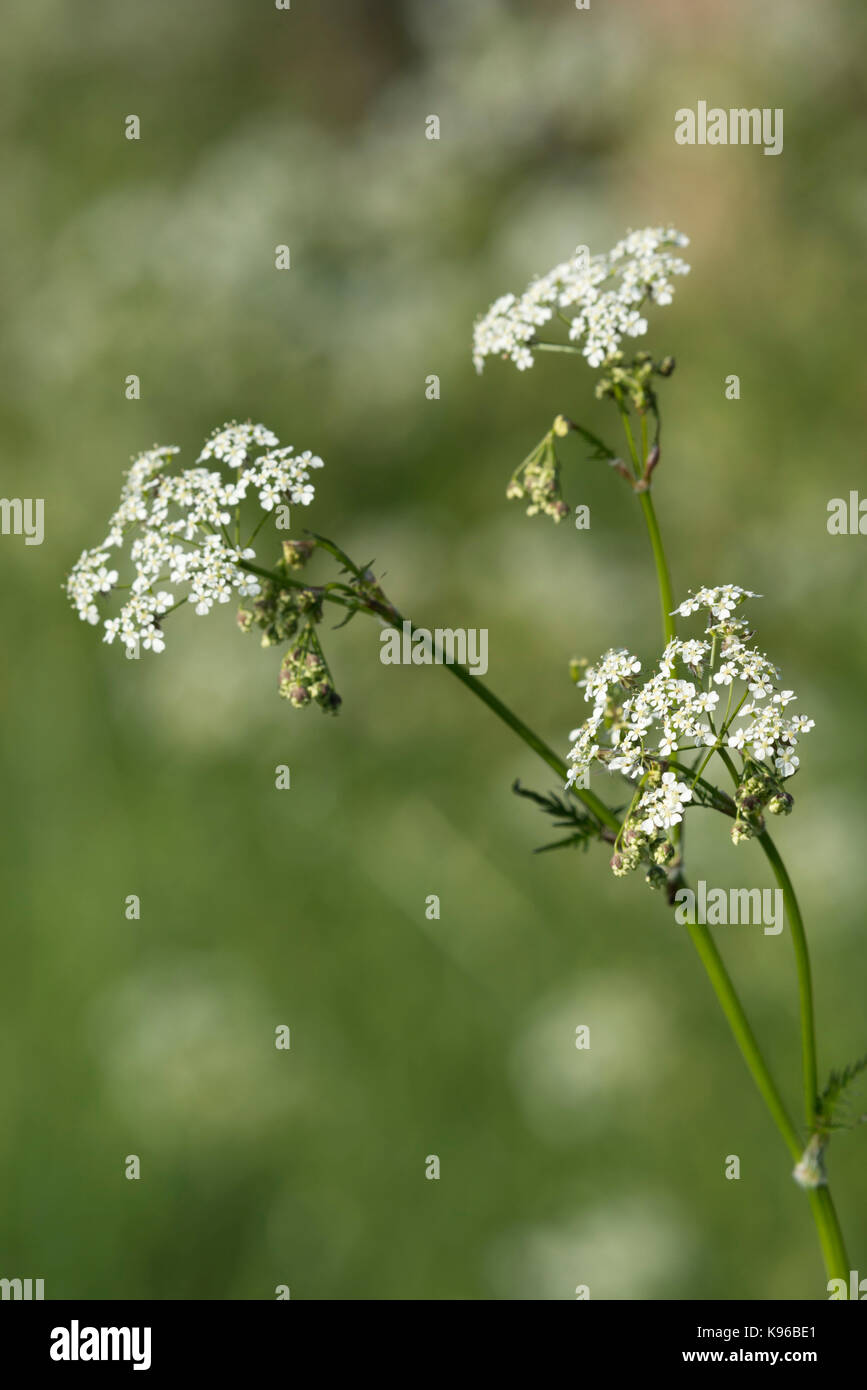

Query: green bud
[[282, 539, 315, 570], [731, 819, 754, 845]]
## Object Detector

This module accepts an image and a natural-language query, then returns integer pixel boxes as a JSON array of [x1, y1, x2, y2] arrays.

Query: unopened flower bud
[[282, 540, 315, 569], [610, 852, 627, 877], [313, 680, 342, 712], [653, 839, 676, 866], [645, 863, 667, 890]]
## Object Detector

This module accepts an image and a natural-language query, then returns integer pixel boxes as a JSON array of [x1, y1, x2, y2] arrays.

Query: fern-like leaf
[[816, 1053, 867, 1134], [512, 780, 619, 854]]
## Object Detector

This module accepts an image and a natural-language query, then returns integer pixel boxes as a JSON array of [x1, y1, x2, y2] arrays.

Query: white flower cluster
[[637, 771, 694, 835], [473, 226, 690, 373], [566, 586, 814, 875], [66, 422, 324, 655], [566, 641, 718, 791]]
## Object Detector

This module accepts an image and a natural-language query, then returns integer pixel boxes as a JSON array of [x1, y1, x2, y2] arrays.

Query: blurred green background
[[1, 0, 865, 1300]]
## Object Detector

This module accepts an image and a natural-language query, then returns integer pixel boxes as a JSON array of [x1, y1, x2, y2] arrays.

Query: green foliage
[[569, 421, 618, 462], [512, 779, 619, 854], [816, 1054, 867, 1136]]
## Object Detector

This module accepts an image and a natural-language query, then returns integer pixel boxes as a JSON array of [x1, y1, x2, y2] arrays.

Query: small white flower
[[713, 662, 737, 686], [259, 482, 282, 511]]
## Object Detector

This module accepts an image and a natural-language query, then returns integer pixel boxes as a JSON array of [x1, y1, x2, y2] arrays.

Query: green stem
[[442, 589, 848, 1280], [685, 919, 801, 1161], [759, 830, 819, 1126], [638, 491, 676, 644], [715, 749, 820, 1131], [448, 618, 847, 1281], [441, 654, 618, 834], [809, 1188, 850, 1282], [239, 560, 619, 836], [615, 397, 676, 644], [619, 421, 849, 1285], [685, 921, 848, 1281]]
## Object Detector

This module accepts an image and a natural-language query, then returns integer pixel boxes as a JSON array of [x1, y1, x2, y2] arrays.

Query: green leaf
[[817, 1052, 867, 1133], [306, 531, 364, 578], [569, 422, 618, 462], [512, 779, 619, 854]]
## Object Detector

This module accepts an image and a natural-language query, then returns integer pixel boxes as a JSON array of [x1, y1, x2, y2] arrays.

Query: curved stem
[[448, 626, 847, 1280], [616, 425, 849, 1285], [240, 559, 619, 835], [758, 830, 819, 1125], [714, 749, 820, 1131], [685, 919, 801, 1160]]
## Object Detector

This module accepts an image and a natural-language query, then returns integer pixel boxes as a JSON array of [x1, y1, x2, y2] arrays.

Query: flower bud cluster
[[278, 643, 341, 712], [506, 430, 569, 522], [594, 350, 669, 412], [731, 771, 794, 844]]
